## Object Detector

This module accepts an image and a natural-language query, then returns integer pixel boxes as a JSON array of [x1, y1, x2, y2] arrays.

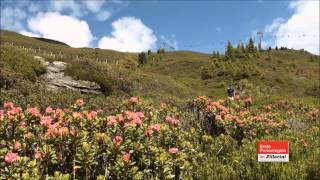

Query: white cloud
[[98, 17, 157, 52], [0, 7, 27, 31], [96, 10, 111, 21], [264, 18, 284, 33], [83, 0, 107, 13], [19, 30, 41, 37], [265, 0, 319, 55], [27, 12, 94, 47]]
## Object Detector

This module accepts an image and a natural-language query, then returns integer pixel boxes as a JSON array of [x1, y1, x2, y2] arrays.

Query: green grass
[[0, 29, 319, 106]]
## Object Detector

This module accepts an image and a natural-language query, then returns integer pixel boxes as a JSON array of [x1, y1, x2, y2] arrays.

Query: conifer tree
[[247, 37, 257, 53], [235, 44, 243, 58], [225, 41, 235, 59]]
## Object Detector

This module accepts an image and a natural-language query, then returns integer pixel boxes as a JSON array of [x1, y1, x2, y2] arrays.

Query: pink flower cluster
[[40, 116, 52, 127], [129, 96, 139, 104], [3, 101, 14, 109], [123, 153, 131, 163], [145, 123, 161, 137], [165, 116, 180, 126], [113, 136, 123, 146], [75, 99, 84, 106], [13, 142, 21, 151], [5, 152, 19, 164], [127, 111, 144, 126], [27, 107, 40, 117], [168, 147, 179, 154]]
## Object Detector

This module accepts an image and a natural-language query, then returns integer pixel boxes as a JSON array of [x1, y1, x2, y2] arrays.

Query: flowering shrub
[[0, 96, 319, 179], [0, 98, 203, 179]]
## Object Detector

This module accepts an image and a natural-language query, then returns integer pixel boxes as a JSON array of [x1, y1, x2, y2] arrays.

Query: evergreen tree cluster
[[222, 37, 259, 60]]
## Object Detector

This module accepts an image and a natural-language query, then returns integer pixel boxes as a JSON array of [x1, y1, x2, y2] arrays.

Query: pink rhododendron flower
[[130, 118, 142, 126], [123, 153, 131, 162], [168, 147, 179, 154], [165, 116, 180, 126], [5, 152, 19, 163], [150, 124, 161, 132], [89, 111, 97, 119], [217, 105, 228, 113], [13, 142, 21, 151], [113, 136, 123, 146], [48, 123, 59, 129], [27, 107, 40, 116], [40, 116, 52, 127], [117, 114, 124, 123], [220, 110, 227, 118], [145, 129, 154, 137], [135, 112, 145, 118], [55, 108, 63, 116], [127, 111, 144, 126], [45, 106, 53, 114], [7, 107, 22, 115], [58, 127, 69, 136], [211, 101, 220, 107], [34, 151, 42, 160], [72, 112, 82, 119], [75, 99, 84, 106], [235, 95, 241, 100], [107, 116, 117, 127], [3, 101, 14, 109], [129, 96, 139, 104]]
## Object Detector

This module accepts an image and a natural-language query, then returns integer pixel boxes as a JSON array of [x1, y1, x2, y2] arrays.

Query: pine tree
[[225, 41, 235, 59], [235, 44, 243, 58], [247, 37, 257, 53]]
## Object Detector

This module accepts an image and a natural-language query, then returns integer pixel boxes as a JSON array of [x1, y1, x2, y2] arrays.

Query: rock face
[[35, 56, 102, 94]]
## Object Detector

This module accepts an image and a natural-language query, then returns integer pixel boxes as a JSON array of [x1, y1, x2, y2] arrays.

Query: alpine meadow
[[0, 0, 319, 179]]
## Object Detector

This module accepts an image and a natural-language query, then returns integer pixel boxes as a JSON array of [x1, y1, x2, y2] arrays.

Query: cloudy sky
[[0, 0, 319, 54]]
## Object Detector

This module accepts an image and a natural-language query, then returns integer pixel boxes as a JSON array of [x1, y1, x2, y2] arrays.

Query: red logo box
[[258, 140, 289, 162]]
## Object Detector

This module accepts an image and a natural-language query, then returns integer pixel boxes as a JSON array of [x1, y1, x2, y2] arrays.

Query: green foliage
[[64, 61, 113, 95], [225, 41, 235, 59], [0, 45, 45, 81], [0, 96, 319, 179], [247, 37, 257, 54]]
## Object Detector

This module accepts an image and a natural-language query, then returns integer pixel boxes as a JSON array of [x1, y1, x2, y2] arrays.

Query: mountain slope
[[0, 30, 319, 107]]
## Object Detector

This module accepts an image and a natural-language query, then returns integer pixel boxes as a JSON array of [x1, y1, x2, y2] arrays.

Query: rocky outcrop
[[35, 56, 102, 94]]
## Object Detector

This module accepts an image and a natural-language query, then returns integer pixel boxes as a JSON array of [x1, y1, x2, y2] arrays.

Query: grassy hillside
[[0, 29, 319, 107], [0, 30, 320, 179]]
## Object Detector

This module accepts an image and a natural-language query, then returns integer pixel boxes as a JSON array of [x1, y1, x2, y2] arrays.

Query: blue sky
[[1, 0, 319, 54]]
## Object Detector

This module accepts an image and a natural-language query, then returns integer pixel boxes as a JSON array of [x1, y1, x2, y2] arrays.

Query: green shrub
[[65, 61, 113, 95], [0, 45, 46, 81]]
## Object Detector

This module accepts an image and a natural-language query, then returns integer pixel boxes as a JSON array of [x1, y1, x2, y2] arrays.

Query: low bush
[[0, 45, 46, 81], [0, 95, 319, 179]]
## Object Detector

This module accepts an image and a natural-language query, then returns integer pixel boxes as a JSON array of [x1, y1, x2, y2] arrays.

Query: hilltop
[[0, 30, 319, 108]]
